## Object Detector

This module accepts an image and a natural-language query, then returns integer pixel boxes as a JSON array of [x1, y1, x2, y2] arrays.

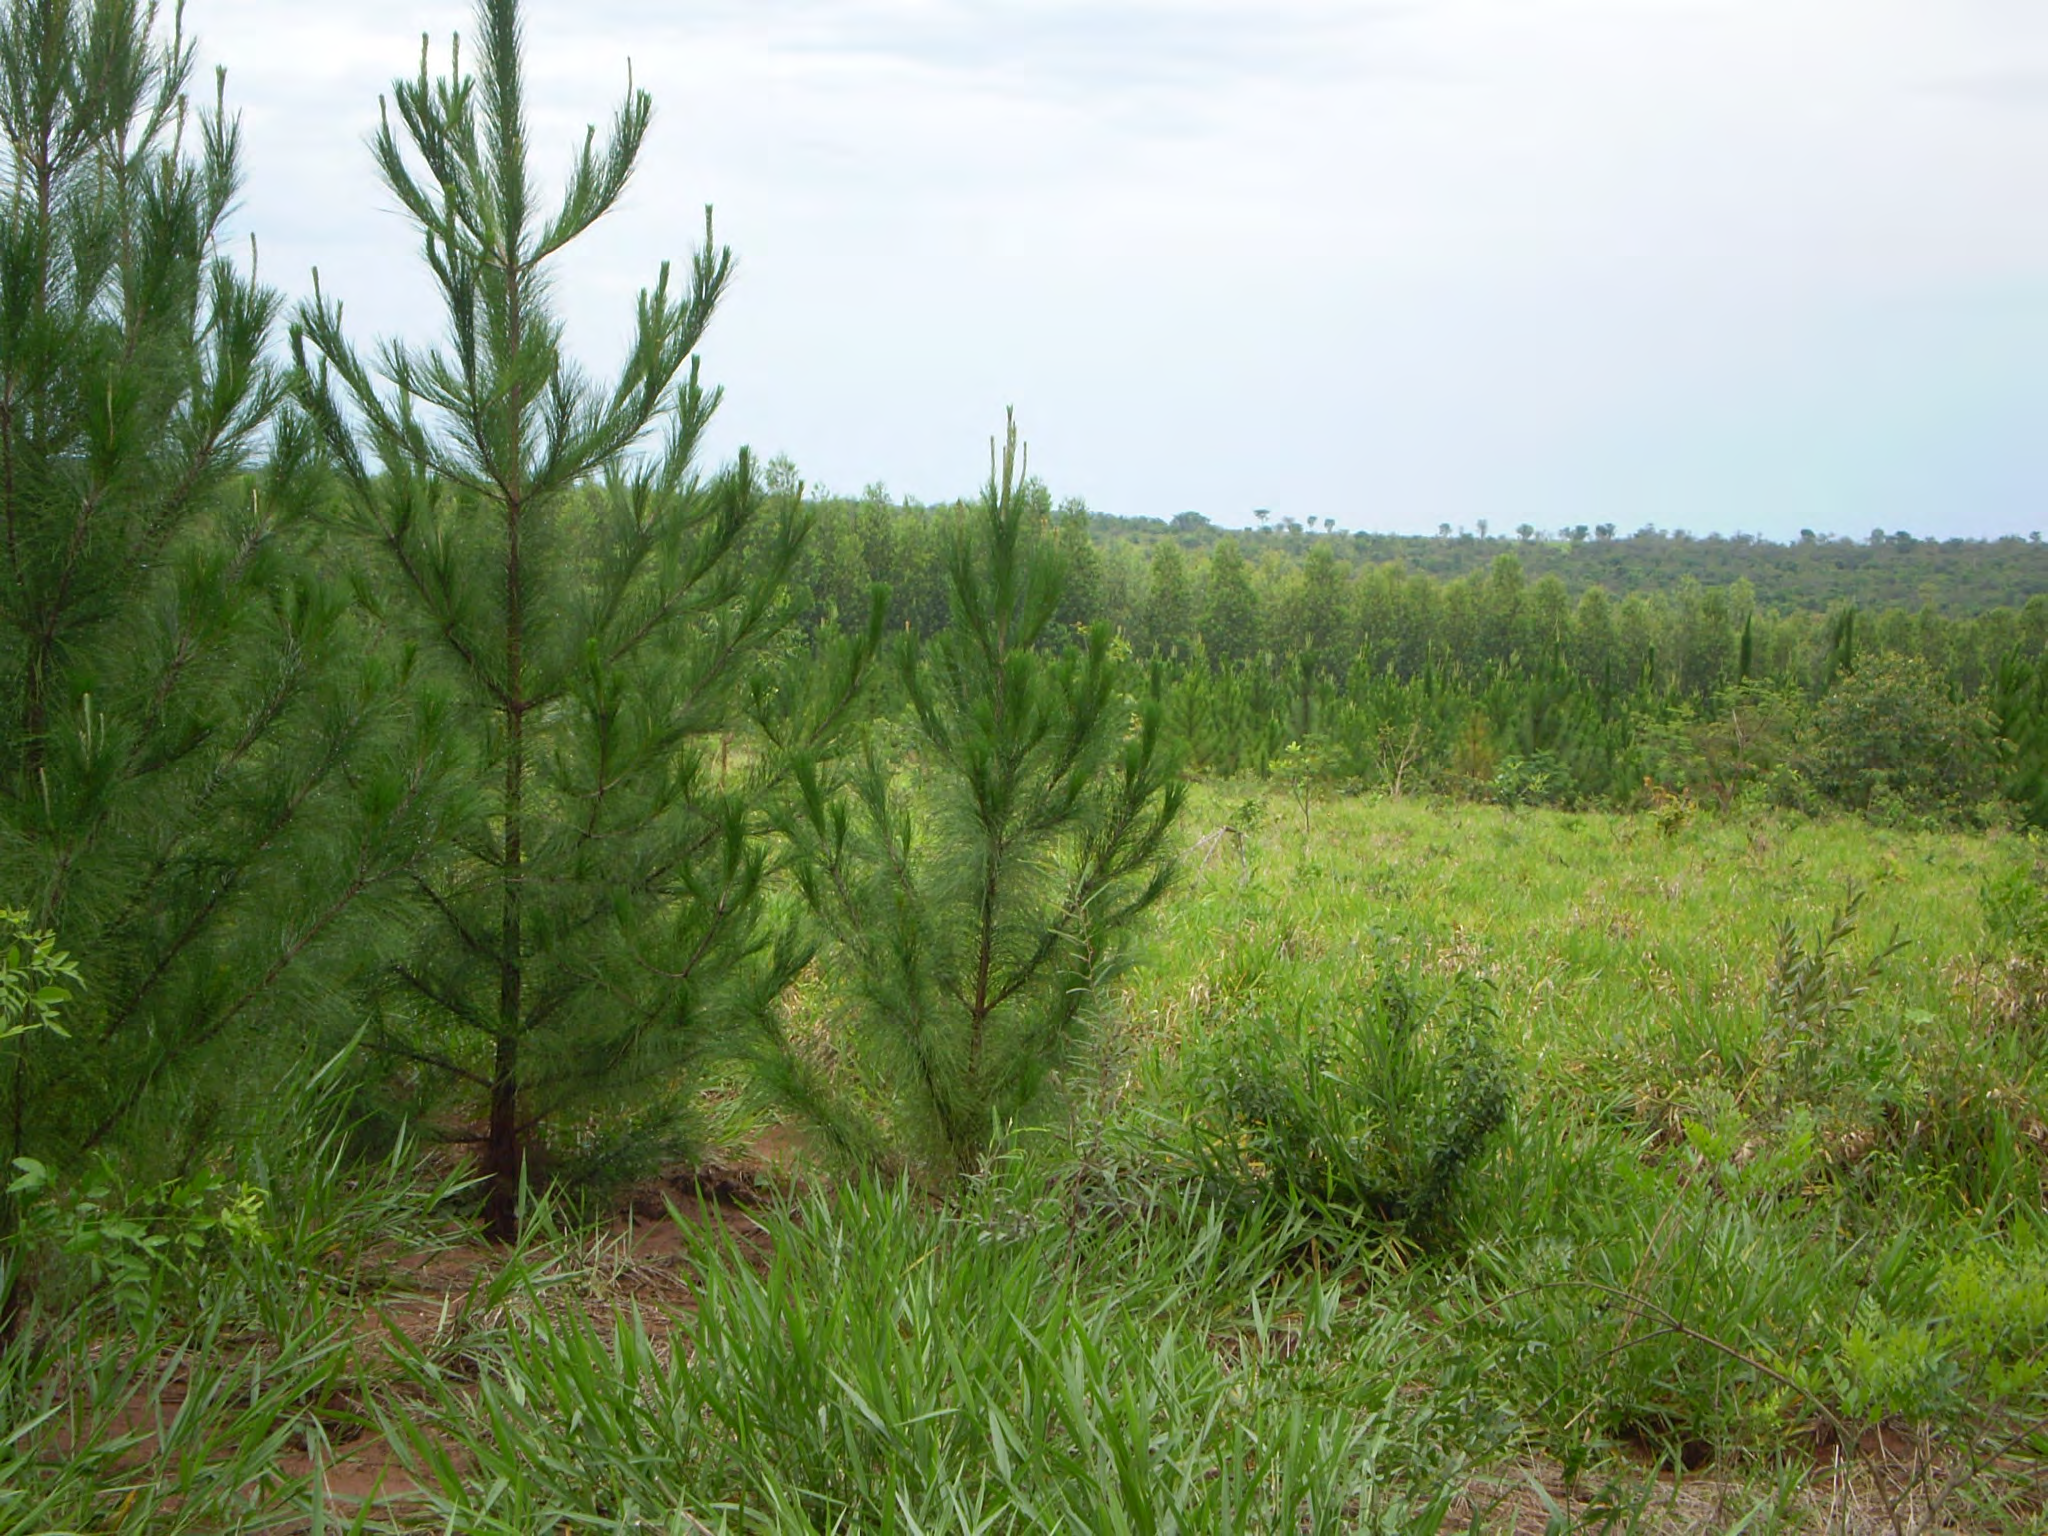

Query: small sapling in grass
[[763, 415, 1183, 1181]]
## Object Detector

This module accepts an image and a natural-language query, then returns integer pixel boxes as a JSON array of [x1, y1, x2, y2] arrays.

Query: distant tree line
[[780, 478, 2048, 823], [1082, 507, 2048, 617]]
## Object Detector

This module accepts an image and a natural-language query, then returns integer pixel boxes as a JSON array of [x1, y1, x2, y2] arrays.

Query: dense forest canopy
[[782, 475, 2048, 686], [1096, 517, 2048, 616]]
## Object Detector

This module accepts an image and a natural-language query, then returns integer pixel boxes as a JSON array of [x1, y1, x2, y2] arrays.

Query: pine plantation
[[5, 1, 2048, 1529]]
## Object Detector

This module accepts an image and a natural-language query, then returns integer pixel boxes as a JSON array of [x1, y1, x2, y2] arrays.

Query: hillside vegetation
[[3, 0, 2046, 1531], [786, 483, 2048, 825]]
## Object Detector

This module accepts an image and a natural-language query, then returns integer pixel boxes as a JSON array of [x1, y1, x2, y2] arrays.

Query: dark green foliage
[[1806, 653, 1996, 819], [1279, 541, 1353, 671], [1984, 853, 2048, 962], [1142, 537, 1193, 657], [1051, 493, 1102, 635], [1199, 535, 1262, 664], [0, 0, 449, 1180], [1183, 972, 1512, 1235], [290, 0, 847, 1236], [754, 465, 2048, 823], [1022, 512, 2048, 616], [1993, 650, 2048, 829], [1087, 541, 2032, 821], [769, 417, 1183, 1177]]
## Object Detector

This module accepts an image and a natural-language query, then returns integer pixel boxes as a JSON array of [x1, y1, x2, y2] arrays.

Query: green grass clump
[[1178, 968, 1510, 1234], [0, 1115, 470, 1536], [384, 1169, 1463, 1534]]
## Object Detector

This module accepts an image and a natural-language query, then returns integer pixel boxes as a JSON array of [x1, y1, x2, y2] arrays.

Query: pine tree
[[1142, 540, 1192, 658], [769, 417, 1183, 1177], [1824, 604, 1859, 690], [0, 0, 448, 1184], [1200, 537, 1262, 665], [1051, 495, 1101, 635], [808, 503, 872, 634], [1993, 650, 2048, 829], [1572, 586, 1618, 694], [291, 0, 848, 1238], [1287, 541, 1352, 673]]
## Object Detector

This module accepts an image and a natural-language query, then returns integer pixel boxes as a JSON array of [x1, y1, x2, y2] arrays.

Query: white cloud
[[196, 0, 2048, 536]]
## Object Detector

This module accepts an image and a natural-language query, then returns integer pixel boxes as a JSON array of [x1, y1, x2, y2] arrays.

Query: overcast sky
[[193, 0, 2048, 538]]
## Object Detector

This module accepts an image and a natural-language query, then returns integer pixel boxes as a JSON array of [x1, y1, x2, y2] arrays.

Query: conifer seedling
[[768, 416, 1183, 1177], [292, 0, 852, 1237]]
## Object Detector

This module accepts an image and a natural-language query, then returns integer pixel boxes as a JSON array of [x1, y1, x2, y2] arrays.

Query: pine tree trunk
[[484, 1031, 520, 1242], [489, 243, 528, 1245], [490, 679, 525, 1241]]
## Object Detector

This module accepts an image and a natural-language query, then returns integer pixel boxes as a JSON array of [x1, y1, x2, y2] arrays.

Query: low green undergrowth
[[384, 1171, 1466, 1534], [9, 796, 2048, 1533], [1176, 966, 1511, 1236]]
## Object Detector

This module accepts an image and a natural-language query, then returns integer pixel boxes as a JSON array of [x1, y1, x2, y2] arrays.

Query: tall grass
[[13, 794, 2048, 1531], [0, 1080, 472, 1536], [383, 1166, 1463, 1534]]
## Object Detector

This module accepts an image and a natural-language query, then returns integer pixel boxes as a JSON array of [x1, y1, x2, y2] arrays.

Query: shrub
[[1806, 653, 1997, 819], [1491, 751, 1574, 808], [1182, 971, 1511, 1234], [1978, 853, 2048, 1033], [1983, 851, 2048, 961], [0, 913, 80, 1045], [1760, 883, 1903, 1098], [6, 1156, 269, 1327]]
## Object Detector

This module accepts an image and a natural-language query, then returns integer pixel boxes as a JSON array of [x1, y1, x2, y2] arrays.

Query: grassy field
[[8, 791, 2048, 1534]]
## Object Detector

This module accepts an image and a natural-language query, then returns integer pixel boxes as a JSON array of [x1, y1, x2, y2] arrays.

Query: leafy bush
[[0, 910, 81, 1290], [0, 912, 79, 1044], [1984, 851, 2048, 959], [3, 1040, 474, 1329], [6, 1156, 268, 1326], [1182, 972, 1511, 1233], [1828, 1246, 2048, 1432], [1807, 653, 1998, 820], [1491, 751, 1574, 808]]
